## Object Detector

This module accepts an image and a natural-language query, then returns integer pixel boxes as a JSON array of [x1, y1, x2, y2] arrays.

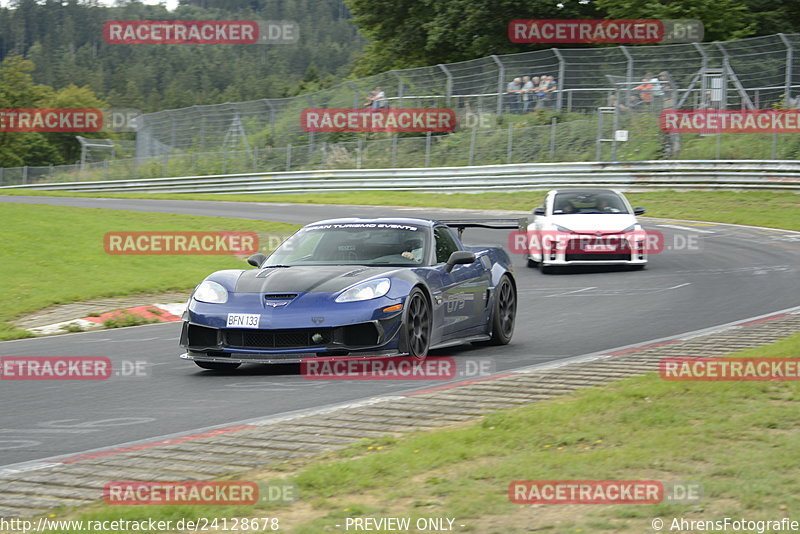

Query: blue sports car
[[179, 217, 520, 370]]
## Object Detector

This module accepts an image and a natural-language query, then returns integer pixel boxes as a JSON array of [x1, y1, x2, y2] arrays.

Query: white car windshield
[[553, 192, 630, 215], [264, 223, 429, 266]]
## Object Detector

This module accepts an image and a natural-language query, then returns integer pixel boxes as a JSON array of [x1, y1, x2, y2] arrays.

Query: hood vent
[[264, 293, 298, 300]]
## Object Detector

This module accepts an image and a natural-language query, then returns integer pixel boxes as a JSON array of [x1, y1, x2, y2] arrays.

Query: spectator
[[633, 76, 654, 107], [364, 89, 377, 108], [372, 87, 387, 110], [522, 75, 536, 113], [364, 87, 388, 110], [539, 75, 558, 109], [658, 72, 676, 108], [506, 77, 523, 114], [534, 75, 549, 107]]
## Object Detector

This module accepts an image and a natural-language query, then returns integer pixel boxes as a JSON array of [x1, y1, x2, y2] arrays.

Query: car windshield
[[263, 223, 429, 266], [552, 192, 630, 215]]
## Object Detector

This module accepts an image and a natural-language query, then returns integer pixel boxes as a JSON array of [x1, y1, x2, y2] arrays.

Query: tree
[[38, 84, 109, 163], [594, 0, 758, 42], [345, 0, 604, 75]]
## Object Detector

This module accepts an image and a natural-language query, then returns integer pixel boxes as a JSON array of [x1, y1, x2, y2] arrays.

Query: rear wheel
[[195, 361, 241, 371], [403, 288, 431, 360], [527, 257, 538, 268], [490, 276, 516, 345]]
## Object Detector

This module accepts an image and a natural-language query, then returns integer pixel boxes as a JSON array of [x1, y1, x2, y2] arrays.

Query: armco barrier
[[1, 160, 799, 194]]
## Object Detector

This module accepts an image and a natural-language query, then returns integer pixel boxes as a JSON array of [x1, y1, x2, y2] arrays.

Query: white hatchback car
[[527, 189, 648, 273]]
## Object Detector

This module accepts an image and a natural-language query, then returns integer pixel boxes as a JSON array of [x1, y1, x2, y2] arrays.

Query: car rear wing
[[440, 218, 528, 239]]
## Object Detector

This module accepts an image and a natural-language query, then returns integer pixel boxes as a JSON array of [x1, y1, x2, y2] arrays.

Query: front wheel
[[489, 275, 517, 345], [402, 288, 431, 360], [195, 361, 241, 371]]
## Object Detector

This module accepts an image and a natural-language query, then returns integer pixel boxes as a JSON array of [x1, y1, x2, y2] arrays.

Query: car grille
[[225, 328, 334, 349], [565, 253, 632, 261]]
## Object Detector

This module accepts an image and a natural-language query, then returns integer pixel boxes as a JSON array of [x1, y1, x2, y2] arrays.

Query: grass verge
[[2, 189, 799, 231], [0, 203, 299, 340], [26, 332, 800, 533]]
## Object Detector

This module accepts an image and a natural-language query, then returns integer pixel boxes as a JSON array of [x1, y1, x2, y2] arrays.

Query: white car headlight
[[621, 224, 641, 232], [193, 281, 229, 304], [335, 278, 391, 303], [554, 224, 574, 233]]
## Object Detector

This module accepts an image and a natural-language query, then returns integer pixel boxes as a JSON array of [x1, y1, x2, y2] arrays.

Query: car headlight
[[622, 224, 642, 232], [335, 278, 391, 303], [193, 281, 228, 304], [554, 224, 574, 233]]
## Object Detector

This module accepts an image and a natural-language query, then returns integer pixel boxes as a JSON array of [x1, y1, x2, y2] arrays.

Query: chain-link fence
[[6, 103, 800, 187], [4, 33, 800, 186], [131, 33, 800, 158]]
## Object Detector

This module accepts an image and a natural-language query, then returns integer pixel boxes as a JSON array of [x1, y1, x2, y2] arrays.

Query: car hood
[[232, 265, 401, 294], [549, 214, 637, 233]]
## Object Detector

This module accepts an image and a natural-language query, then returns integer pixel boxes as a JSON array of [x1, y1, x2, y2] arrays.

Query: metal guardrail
[[2, 160, 799, 194]]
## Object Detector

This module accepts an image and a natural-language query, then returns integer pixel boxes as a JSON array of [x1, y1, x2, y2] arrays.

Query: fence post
[[306, 95, 316, 158], [322, 142, 327, 167], [286, 144, 292, 171], [253, 145, 259, 170], [170, 114, 177, 151], [425, 132, 432, 167], [357, 138, 363, 169], [549, 117, 557, 160], [264, 99, 277, 142], [468, 127, 477, 165], [490, 55, 505, 119], [778, 33, 793, 106], [347, 81, 360, 109], [391, 134, 398, 167], [552, 48, 565, 111], [506, 123, 513, 164], [0, 167, 3, 186], [437, 64, 453, 108], [391, 70, 404, 108], [22, 166, 28, 185], [620, 46, 634, 108]]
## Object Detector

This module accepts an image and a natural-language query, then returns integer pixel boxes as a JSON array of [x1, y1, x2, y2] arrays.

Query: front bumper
[[532, 232, 648, 266], [180, 316, 402, 353]]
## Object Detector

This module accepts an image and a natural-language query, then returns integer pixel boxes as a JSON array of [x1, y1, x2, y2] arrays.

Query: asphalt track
[[1, 195, 798, 467]]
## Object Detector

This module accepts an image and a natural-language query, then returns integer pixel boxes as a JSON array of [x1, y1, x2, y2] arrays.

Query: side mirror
[[533, 207, 546, 216], [633, 207, 646, 216], [247, 253, 267, 267], [445, 251, 476, 273]]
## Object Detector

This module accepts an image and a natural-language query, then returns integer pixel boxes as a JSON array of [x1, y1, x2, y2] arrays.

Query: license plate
[[583, 243, 616, 252], [226, 313, 260, 328]]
